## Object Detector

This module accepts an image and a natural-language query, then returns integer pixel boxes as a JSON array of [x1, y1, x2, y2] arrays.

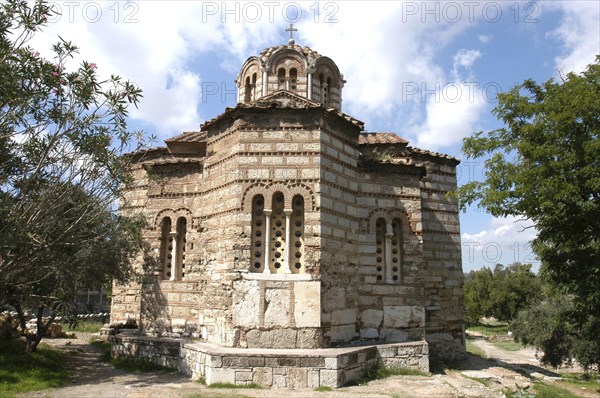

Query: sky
[[31, 0, 600, 273]]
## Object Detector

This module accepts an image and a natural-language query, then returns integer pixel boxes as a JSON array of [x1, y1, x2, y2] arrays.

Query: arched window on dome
[[319, 73, 329, 104], [290, 68, 297, 92], [278, 68, 286, 90], [326, 77, 332, 105], [251, 72, 257, 100], [244, 76, 251, 102]]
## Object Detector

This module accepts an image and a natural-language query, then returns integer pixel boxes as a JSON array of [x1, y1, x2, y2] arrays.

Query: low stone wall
[[110, 335, 429, 388]]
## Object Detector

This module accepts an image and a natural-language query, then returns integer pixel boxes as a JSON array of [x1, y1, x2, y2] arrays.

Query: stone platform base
[[111, 335, 429, 388]]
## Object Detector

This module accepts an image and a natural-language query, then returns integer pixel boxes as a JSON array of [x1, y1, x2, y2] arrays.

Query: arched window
[[391, 218, 403, 282], [270, 192, 286, 272], [290, 68, 297, 91], [374, 217, 402, 284], [290, 195, 304, 273], [319, 73, 326, 103], [175, 217, 187, 280], [160, 217, 172, 279], [249, 192, 306, 274], [159, 215, 187, 281], [251, 72, 257, 100], [251, 195, 266, 273], [375, 218, 386, 282], [278, 68, 286, 90], [244, 76, 251, 102]]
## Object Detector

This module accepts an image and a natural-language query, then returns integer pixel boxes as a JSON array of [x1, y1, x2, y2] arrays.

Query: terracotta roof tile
[[164, 131, 207, 143], [408, 146, 460, 163], [359, 132, 408, 145]]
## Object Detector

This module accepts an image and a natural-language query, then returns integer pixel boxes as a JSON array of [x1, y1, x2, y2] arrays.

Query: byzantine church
[[112, 28, 465, 360]]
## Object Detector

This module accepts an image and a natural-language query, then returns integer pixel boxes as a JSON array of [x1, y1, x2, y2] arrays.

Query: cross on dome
[[285, 23, 298, 45]]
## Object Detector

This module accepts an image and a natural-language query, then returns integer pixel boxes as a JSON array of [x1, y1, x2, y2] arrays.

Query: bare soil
[[17, 334, 591, 398]]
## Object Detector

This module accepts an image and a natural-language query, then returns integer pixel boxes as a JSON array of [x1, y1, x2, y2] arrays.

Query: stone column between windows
[[263, 209, 272, 274], [307, 67, 315, 99], [385, 228, 394, 284], [283, 209, 293, 274], [261, 67, 268, 97], [169, 231, 178, 281]]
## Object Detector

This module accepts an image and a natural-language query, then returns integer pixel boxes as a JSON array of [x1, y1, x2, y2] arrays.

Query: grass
[[490, 340, 523, 351], [207, 382, 262, 389], [468, 323, 510, 337], [0, 338, 70, 398], [314, 386, 333, 391], [466, 337, 486, 358], [558, 373, 600, 392], [349, 360, 430, 385], [65, 320, 104, 333], [89, 340, 175, 373], [532, 381, 581, 398]]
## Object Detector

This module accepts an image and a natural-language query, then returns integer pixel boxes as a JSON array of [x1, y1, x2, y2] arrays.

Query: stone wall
[[111, 335, 429, 388], [419, 160, 465, 359]]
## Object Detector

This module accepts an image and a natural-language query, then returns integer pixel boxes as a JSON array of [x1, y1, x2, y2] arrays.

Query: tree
[[511, 296, 600, 371], [464, 263, 541, 324], [459, 57, 600, 318], [0, 0, 148, 351]]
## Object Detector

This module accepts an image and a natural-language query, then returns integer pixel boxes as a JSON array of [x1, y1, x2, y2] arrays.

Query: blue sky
[[33, 1, 600, 272]]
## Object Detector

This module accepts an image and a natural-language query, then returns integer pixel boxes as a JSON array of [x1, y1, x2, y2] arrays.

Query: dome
[[236, 41, 345, 111]]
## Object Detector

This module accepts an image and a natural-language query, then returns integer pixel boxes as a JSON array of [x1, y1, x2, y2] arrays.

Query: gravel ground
[[17, 334, 587, 398]]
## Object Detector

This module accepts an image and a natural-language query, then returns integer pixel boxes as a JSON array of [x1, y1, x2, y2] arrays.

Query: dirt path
[[17, 335, 587, 398]]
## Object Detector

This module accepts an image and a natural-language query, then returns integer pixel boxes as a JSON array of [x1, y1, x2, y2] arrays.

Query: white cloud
[[452, 49, 481, 78], [546, 1, 600, 74], [462, 216, 538, 271], [478, 34, 493, 43]]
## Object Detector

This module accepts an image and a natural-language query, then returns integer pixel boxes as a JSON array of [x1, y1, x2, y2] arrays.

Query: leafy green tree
[[464, 263, 541, 324], [459, 57, 600, 318], [0, 0, 148, 351], [511, 296, 600, 371]]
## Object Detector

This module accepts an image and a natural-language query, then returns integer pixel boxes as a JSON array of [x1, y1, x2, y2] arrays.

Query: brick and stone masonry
[[111, 36, 465, 386]]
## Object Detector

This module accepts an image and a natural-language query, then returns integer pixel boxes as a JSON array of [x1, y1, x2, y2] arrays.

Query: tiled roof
[[164, 131, 207, 143], [259, 44, 322, 65], [359, 132, 408, 145], [408, 146, 460, 163], [201, 91, 364, 130], [142, 157, 203, 167]]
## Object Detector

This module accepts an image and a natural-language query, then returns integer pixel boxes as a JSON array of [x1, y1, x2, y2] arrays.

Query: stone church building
[[111, 35, 465, 371]]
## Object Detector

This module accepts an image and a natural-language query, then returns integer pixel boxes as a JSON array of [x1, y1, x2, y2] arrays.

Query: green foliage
[[467, 323, 510, 337], [464, 263, 542, 324], [559, 372, 600, 392], [511, 296, 600, 370], [89, 340, 174, 373], [354, 360, 429, 385], [0, 0, 150, 351], [0, 339, 69, 397], [489, 340, 523, 351], [459, 57, 600, 319], [532, 382, 580, 398], [466, 337, 486, 358], [313, 386, 334, 391], [65, 320, 104, 333], [506, 384, 536, 398], [207, 383, 262, 389]]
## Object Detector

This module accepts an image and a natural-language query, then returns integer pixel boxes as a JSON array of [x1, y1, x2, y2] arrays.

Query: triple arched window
[[250, 192, 305, 274], [159, 216, 187, 281], [375, 217, 403, 283]]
